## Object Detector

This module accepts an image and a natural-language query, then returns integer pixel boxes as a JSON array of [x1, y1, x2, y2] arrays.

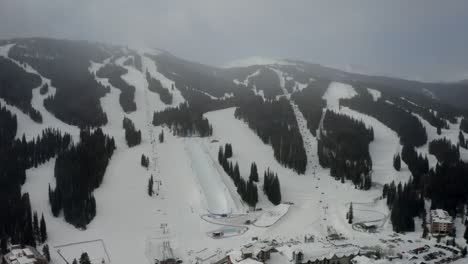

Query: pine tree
[[73, 259, 78, 264], [464, 225, 468, 243], [80, 252, 91, 264], [462, 247, 467, 257], [33, 211, 39, 241], [460, 131, 466, 148], [437, 126, 442, 135], [40, 213, 47, 243], [159, 130, 164, 143], [393, 153, 401, 171], [148, 175, 154, 196], [42, 244, 51, 261], [0, 238, 7, 254], [249, 162, 259, 182], [224, 144, 233, 158], [348, 203, 354, 224]]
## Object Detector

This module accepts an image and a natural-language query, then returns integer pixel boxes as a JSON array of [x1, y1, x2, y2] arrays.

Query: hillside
[[1, 38, 468, 264]]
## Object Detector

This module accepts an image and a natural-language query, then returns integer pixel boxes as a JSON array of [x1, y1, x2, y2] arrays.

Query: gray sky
[[1, 0, 468, 82]]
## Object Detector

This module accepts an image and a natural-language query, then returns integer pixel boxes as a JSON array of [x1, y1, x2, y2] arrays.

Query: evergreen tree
[[348, 203, 354, 224], [141, 154, 149, 168], [33, 211, 39, 241], [437, 126, 442, 135], [73, 259, 78, 264], [460, 131, 466, 148], [40, 213, 47, 243], [462, 247, 467, 257], [159, 130, 164, 143], [148, 176, 154, 196], [79, 252, 91, 264], [464, 225, 468, 243], [249, 162, 259, 182], [224, 144, 233, 158], [1, 238, 7, 254], [393, 153, 401, 171], [42, 244, 51, 261]]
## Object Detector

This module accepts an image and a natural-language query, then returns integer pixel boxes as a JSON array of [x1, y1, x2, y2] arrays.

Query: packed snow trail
[[272, 68, 320, 175]]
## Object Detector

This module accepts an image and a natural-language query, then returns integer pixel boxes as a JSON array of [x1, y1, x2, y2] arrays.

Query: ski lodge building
[[430, 209, 453, 234]]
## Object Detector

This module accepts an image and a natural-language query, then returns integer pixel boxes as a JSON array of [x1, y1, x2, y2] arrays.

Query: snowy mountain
[[1, 38, 468, 264]]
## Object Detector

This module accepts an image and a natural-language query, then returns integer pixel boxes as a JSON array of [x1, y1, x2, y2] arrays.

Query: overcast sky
[[1, 0, 468, 82]]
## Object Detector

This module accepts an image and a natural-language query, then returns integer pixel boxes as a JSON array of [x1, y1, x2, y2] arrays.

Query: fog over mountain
[[2, 0, 468, 81]]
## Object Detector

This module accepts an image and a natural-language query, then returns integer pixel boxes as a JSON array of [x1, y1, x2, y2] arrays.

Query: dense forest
[[317, 110, 374, 189], [146, 71, 173, 104], [393, 96, 449, 131], [218, 144, 258, 207], [291, 79, 329, 136], [263, 168, 282, 205], [49, 128, 115, 228], [341, 92, 427, 147], [0, 57, 43, 123], [96, 63, 136, 112], [123, 117, 141, 147], [235, 96, 307, 174], [247, 68, 283, 100], [0, 105, 68, 246], [428, 138, 460, 164], [153, 103, 213, 137], [383, 179, 425, 233], [461, 119, 468, 134], [10, 39, 110, 127]]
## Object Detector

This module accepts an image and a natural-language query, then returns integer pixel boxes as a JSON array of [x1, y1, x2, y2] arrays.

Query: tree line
[[218, 144, 258, 207], [96, 63, 136, 113], [235, 96, 307, 174], [428, 138, 460, 164], [0, 107, 67, 247], [123, 116, 141, 147], [10, 39, 110, 127], [153, 103, 213, 137], [317, 110, 374, 189], [49, 128, 116, 228], [290, 79, 329, 136], [0, 57, 43, 123], [146, 71, 173, 104], [341, 92, 427, 147]]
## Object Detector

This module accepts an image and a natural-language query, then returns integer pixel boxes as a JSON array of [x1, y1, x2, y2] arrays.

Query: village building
[[430, 209, 453, 234], [3, 245, 47, 264]]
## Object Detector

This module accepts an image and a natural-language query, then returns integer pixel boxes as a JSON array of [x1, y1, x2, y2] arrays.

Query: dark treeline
[[341, 93, 427, 147], [428, 138, 460, 164], [39, 83, 49, 95], [49, 128, 115, 228], [401, 145, 429, 186], [1, 108, 68, 246], [235, 96, 307, 174], [10, 39, 110, 127], [96, 63, 136, 112], [427, 161, 468, 216], [460, 131, 468, 149], [461, 119, 468, 134], [123, 117, 141, 147], [146, 72, 173, 104], [0, 57, 43, 122], [291, 79, 329, 136], [318, 110, 374, 189], [247, 68, 283, 100], [383, 179, 425, 233], [153, 103, 213, 137], [263, 168, 282, 205], [218, 144, 258, 207], [393, 96, 449, 131]]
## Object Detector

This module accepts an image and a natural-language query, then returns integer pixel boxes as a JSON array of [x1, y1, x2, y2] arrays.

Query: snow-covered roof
[[237, 258, 262, 264], [431, 209, 452, 224]]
